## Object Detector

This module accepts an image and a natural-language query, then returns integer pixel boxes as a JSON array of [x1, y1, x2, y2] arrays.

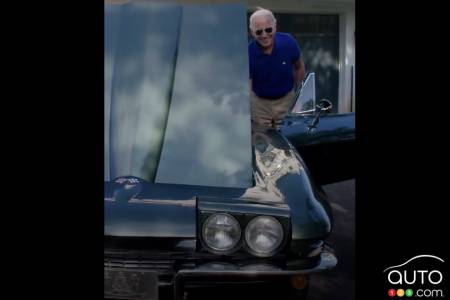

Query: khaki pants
[[250, 89, 295, 131]]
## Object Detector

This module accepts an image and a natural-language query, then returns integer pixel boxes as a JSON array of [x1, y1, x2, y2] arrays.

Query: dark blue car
[[104, 2, 355, 300]]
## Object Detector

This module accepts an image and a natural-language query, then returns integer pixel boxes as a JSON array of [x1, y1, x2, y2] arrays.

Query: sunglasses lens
[[255, 27, 273, 36]]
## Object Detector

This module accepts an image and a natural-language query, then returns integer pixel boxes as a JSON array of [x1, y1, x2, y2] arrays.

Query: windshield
[[104, 2, 253, 188]]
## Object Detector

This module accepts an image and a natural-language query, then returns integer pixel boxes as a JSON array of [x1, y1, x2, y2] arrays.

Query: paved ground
[[308, 179, 355, 300]]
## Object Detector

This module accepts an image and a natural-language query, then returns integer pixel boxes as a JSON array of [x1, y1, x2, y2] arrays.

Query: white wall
[[338, 8, 355, 113]]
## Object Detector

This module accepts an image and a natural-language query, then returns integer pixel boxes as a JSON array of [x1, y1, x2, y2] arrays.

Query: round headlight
[[202, 213, 241, 253], [245, 216, 283, 257]]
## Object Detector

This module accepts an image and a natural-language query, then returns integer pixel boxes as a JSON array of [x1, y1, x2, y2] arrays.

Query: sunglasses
[[255, 27, 273, 36]]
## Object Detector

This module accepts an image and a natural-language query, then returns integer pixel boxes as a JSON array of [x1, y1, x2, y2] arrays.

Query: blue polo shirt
[[249, 32, 301, 99]]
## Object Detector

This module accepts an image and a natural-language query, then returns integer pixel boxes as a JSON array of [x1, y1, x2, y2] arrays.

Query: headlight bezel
[[199, 209, 290, 257]]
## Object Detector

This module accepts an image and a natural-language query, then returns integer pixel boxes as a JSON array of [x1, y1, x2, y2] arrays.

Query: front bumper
[[173, 250, 336, 299], [105, 249, 337, 299]]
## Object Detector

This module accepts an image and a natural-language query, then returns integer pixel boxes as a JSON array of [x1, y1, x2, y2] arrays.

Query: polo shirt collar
[[255, 32, 279, 56]]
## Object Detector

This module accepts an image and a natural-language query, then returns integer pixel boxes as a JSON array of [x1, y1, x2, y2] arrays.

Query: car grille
[[104, 257, 176, 285], [105, 257, 174, 271]]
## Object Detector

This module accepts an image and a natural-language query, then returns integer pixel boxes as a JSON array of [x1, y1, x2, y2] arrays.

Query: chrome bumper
[[104, 250, 337, 300], [173, 251, 337, 299]]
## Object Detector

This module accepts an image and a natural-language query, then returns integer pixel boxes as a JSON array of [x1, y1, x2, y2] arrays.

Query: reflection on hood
[[105, 2, 252, 188], [241, 129, 304, 203]]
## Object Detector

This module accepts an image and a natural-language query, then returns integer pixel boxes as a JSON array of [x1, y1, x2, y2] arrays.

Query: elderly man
[[248, 8, 305, 130]]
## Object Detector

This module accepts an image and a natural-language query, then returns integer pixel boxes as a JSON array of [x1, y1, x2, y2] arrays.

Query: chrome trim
[[128, 199, 195, 206], [291, 73, 316, 114], [173, 251, 337, 300]]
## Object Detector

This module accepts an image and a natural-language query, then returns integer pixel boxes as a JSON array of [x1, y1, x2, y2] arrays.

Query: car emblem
[[114, 176, 142, 185]]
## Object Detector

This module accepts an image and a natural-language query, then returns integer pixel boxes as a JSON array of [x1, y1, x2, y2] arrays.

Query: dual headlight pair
[[201, 213, 284, 257]]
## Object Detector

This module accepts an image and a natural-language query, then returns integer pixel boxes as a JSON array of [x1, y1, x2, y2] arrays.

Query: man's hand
[[259, 117, 273, 127]]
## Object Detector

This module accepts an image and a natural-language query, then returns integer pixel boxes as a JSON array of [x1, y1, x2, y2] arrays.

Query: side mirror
[[317, 99, 332, 113], [308, 99, 333, 131]]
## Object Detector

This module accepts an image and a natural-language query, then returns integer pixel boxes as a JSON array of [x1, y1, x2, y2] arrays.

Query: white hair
[[249, 7, 277, 30]]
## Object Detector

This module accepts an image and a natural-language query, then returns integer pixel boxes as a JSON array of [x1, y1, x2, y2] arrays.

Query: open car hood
[[105, 2, 252, 189]]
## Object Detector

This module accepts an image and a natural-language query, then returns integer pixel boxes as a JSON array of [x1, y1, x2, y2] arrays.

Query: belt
[[256, 91, 291, 100]]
